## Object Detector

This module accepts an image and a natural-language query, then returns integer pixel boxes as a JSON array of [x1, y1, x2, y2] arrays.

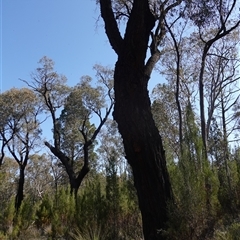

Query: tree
[[205, 35, 240, 213], [24, 57, 114, 196], [163, 14, 191, 157], [99, 1, 183, 239], [185, 0, 240, 159], [0, 88, 42, 211]]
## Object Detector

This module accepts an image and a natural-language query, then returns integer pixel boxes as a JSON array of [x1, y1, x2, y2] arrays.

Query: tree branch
[[44, 141, 76, 179], [99, 0, 124, 55]]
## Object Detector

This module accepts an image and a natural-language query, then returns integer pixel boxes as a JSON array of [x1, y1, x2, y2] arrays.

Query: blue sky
[[1, 0, 164, 146], [1, 0, 118, 92], [1, 0, 162, 94]]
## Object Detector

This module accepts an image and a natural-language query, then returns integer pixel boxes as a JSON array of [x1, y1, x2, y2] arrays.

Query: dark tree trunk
[[15, 165, 25, 212], [100, 1, 173, 239], [99, 0, 240, 238], [45, 141, 89, 197], [113, 57, 172, 240], [199, 49, 209, 162]]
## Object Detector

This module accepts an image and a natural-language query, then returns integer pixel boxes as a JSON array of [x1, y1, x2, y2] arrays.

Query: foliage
[[0, 88, 43, 210], [1, 2, 240, 234]]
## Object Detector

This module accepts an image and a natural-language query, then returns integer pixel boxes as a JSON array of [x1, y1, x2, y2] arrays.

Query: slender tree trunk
[[15, 165, 25, 212], [198, 17, 240, 160], [221, 96, 231, 185], [199, 50, 208, 162], [165, 21, 183, 156]]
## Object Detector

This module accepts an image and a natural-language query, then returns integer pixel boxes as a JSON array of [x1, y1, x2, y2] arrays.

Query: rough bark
[[44, 141, 89, 196], [100, 0, 173, 239], [114, 64, 172, 239], [15, 165, 25, 212]]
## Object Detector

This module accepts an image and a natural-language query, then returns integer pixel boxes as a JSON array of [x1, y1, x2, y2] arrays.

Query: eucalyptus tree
[[57, 69, 114, 195], [24, 57, 114, 196], [0, 88, 42, 211], [203, 32, 240, 173], [99, 1, 185, 238], [208, 35, 240, 211], [158, 29, 240, 158], [98, 0, 240, 237], [184, 0, 240, 159]]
